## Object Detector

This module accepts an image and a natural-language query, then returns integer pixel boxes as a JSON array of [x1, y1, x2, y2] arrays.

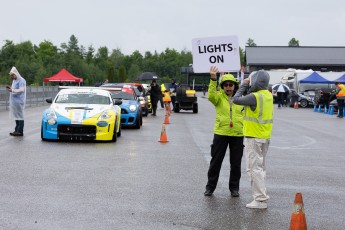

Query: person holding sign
[[232, 70, 273, 209], [204, 66, 244, 198]]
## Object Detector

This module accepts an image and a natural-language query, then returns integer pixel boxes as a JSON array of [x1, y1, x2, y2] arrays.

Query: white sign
[[192, 35, 241, 73]]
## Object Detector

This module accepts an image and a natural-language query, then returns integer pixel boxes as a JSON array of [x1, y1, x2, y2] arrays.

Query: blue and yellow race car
[[41, 88, 122, 142]]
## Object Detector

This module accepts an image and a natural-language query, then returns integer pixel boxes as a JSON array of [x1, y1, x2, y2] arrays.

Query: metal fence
[[0, 86, 59, 111]]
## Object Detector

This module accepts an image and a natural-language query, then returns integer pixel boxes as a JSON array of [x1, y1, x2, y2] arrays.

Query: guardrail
[[0, 86, 59, 111]]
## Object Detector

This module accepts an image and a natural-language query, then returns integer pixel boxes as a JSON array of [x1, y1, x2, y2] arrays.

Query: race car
[[101, 86, 143, 129], [41, 88, 122, 142]]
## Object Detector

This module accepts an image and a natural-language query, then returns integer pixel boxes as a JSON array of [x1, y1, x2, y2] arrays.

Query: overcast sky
[[1, 0, 344, 55]]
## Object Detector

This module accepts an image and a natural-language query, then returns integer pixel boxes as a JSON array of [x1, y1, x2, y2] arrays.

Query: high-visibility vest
[[336, 84, 345, 97], [163, 92, 171, 102], [243, 90, 273, 139], [161, 84, 166, 93]]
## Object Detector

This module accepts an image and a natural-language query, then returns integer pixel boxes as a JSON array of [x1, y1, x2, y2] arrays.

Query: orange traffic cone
[[289, 193, 307, 230], [163, 114, 170, 124], [294, 101, 299, 109], [165, 103, 171, 116], [158, 124, 169, 142]]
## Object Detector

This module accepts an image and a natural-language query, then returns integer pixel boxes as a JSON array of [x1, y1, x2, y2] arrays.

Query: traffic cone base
[[163, 114, 170, 124], [313, 104, 317, 112], [328, 105, 334, 115], [158, 124, 168, 142], [289, 193, 307, 230], [294, 101, 298, 109]]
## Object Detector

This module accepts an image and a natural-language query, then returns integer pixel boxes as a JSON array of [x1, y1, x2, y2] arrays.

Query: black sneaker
[[10, 131, 23, 136], [231, 190, 240, 197], [204, 189, 214, 196]]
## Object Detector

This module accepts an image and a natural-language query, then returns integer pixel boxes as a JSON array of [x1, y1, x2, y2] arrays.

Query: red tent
[[43, 68, 83, 83]]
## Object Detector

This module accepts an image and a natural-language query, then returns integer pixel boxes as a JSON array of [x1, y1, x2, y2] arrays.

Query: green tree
[[67, 34, 81, 56], [118, 65, 126, 82], [246, 38, 257, 47], [86, 45, 95, 64], [288, 38, 300, 46], [108, 66, 115, 82]]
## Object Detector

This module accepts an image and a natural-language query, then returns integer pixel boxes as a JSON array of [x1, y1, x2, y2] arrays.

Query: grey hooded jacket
[[232, 70, 270, 111]]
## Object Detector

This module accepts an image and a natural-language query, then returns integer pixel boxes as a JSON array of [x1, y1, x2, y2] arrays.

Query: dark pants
[[15, 120, 24, 133], [159, 95, 164, 108], [151, 98, 158, 115], [171, 96, 176, 109], [337, 99, 344, 117], [206, 134, 244, 192], [277, 92, 284, 108]]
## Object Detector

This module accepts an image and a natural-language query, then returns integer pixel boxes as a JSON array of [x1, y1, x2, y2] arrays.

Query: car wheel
[[41, 125, 47, 141], [193, 103, 198, 113], [140, 114, 143, 126], [117, 123, 121, 137], [135, 116, 141, 129], [111, 124, 117, 142], [143, 109, 148, 117], [174, 103, 180, 113], [300, 99, 308, 108]]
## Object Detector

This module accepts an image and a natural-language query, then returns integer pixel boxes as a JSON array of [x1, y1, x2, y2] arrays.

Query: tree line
[[0, 35, 298, 86]]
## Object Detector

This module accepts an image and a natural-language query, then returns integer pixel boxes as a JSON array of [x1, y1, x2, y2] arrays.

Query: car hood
[[52, 103, 111, 122]]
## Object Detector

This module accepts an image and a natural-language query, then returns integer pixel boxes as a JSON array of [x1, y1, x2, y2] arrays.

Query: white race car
[[41, 88, 122, 142]]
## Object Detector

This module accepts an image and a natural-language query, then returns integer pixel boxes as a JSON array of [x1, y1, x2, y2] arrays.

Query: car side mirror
[[113, 99, 122, 105], [46, 98, 52, 103]]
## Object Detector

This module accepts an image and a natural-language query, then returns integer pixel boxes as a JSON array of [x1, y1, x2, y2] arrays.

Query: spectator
[[334, 82, 345, 118], [7, 67, 27, 137], [232, 70, 274, 209], [149, 80, 161, 116]]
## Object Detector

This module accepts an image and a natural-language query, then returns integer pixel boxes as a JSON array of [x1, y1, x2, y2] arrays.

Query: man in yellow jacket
[[334, 82, 345, 118], [204, 66, 244, 198], [232, 70, 273, 209]]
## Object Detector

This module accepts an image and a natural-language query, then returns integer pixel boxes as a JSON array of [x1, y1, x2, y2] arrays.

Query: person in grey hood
[[232, 70, 274, 209], [7, 67, 27, 136]]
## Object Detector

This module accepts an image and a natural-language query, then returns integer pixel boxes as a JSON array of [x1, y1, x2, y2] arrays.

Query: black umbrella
[[137, 72, 160, 81]]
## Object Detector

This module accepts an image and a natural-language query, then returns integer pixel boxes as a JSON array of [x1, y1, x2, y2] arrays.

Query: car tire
[[300, 99, 308, 108], [112, 124, 117, 142], [135, 116, 141, 129], [41, 125, 47, 141], [117, 123, 121, 137], [174, 103, 180, 113], [193, 103, 198, 113]]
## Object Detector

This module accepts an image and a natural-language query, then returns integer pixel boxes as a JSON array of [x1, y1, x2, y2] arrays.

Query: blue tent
[[333, 74, 345, 84], [299, 72, 332, 84]]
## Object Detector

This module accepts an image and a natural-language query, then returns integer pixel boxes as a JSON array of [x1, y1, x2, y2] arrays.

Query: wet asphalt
[[0, 93, 344, 230]]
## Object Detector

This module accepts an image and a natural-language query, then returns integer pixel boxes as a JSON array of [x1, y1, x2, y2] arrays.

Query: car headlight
[[46, 109, 57, 119], [46, 109, 57, 125], [129, 105, 137, 112], [98, 110, 112, 120], [139, 100, 145, 105]]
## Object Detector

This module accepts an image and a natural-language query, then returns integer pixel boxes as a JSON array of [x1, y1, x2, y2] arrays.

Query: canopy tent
[[299, 72, 332, 84], [333, 74, 345, 84], [43, 68, 83, 85]]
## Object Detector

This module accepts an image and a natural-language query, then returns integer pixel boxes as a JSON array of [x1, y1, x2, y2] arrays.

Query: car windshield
[[55, 93, 110, 104], [110, 91, 135, 100]]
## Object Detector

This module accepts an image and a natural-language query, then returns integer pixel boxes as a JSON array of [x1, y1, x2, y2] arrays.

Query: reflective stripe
[[244, 93, 273, 124]]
